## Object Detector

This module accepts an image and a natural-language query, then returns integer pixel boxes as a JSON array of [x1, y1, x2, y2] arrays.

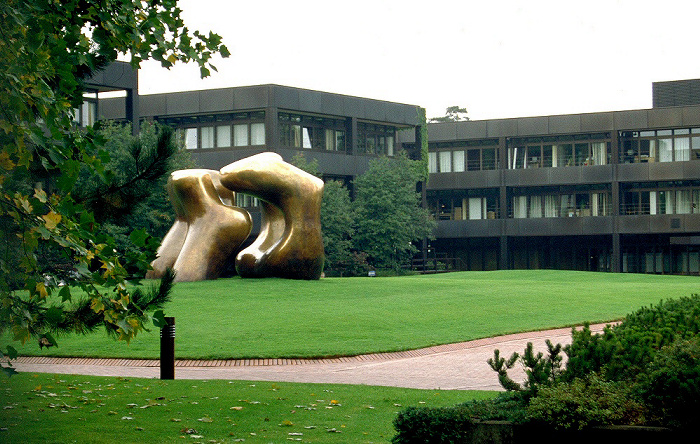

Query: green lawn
[[5, 270, 699, 359], [0, 372, 494, 443]]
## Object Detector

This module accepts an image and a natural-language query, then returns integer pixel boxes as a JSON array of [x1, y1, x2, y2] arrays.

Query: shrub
[[527, 374, 647, 430], [392, 406, 476, 443], [637, 337, 700, 429], [392, 395, 529, 443], [565, 294, 700, 382]]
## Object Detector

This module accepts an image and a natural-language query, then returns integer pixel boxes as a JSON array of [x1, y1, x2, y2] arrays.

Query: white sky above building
[[138, 0, 700, 121]]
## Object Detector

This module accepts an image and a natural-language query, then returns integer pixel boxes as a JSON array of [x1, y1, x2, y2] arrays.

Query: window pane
[[325, 129, 335, 150], [591, 142, 606, 165], [185, 128, 198, 149], [428, 152, 437, 173], [387, 136, 394, 156], [513, 196, 527, 219], [467, 149, 480, 171], [251, 123, 265, 145], [216, 125, 231, 147], [439, 151, 451, 172], [658, 138, 672, 162], [336, 130, 345, 152], [302, 128, 312, 149], [483, 148, 496, 170], [234, 124, 248, 146], [675, 137, 690, 161], [453, 151, 465, 172]]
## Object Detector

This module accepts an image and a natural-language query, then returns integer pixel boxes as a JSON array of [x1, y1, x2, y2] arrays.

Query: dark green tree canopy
[[353, 154, 435, 271], [429, 105, 470, 123]]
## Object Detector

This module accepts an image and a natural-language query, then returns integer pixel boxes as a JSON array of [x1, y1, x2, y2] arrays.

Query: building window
[[622, 184, 700, 215], [357, 122, 398, 156], [620, 128, 698, 163], [234, 124, 249, 146], [279, 113, 347, 152], [216, 125, 231, 147], [427, 190, 499, 221], [164, 111, 265, 149], [235, 193, 259, 208], [509, 137, 610, 169], [185, 128, 198, 150], [439, 151, 452, 173], [428, 152, 437, 173], [510, 189, 611, 218], [201, 126, 215, 149], [251, 122, 265, 145]]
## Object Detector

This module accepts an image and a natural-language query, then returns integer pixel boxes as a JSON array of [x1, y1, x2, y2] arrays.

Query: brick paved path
[[11, 323, 610, 391]]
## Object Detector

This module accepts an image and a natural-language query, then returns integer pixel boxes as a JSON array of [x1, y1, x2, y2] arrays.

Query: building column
[[348, 117, 358, 156], [265, 106, 278, 149], [611, 128, 621, 272], [126, 88, 139, 135]]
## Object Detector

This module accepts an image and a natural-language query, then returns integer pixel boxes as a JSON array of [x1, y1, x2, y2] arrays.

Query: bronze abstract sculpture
[[220, 152, 325, 280], [149, 153, 325, 281], [147, 169, 252, 282]]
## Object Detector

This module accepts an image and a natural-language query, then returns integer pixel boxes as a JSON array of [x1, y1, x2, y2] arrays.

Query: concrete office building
[[400, 79, 700, 274], [100, 76, 700, 275]]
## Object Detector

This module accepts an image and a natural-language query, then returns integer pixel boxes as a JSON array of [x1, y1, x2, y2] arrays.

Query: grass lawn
[[4, 270, 699, 360], [0, 372, 494, 443]]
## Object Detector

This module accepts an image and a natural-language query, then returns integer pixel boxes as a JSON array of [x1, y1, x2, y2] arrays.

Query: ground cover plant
[[4, 270, 699, 360], [0, 372, 494, 443]]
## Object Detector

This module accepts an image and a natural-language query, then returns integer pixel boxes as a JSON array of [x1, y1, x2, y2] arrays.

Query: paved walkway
[[12, 323, 610, 391]]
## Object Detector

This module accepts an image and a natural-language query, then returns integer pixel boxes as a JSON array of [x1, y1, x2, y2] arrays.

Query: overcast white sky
[[138, 0, 700, 121]]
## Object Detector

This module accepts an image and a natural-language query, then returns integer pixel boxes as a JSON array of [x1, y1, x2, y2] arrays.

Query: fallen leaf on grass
[[197, 416, 213, 423], [230, 406, 243, 411]]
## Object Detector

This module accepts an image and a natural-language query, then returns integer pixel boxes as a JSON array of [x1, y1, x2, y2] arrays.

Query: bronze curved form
[[220, 152, 325, 280], [147, 169, 252, 282], [234, 201, 286, 278]]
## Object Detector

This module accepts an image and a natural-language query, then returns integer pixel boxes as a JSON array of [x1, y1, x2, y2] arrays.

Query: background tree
[[0, 0, 228, 374], [290, 153, 355, 274], [429, 105, 470, 123], [73, 122, 196, 251], [353, 154, 436, 271], [320, 180, 355, 274]]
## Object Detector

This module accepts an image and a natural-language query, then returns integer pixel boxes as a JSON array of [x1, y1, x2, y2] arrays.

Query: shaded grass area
[[5, 270, 699, 360], [0, 372, 494, 443]]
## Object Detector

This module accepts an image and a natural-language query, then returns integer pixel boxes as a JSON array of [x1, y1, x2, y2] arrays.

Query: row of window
[[278, 113, 347, 151], [622, 248, 700, 274], [508, 142, 610, 169], [428, 148, 498, 173], [622, 189, 700, 215], [429, 127, 700, 173], [620, 128, 700, 163], [182, 122, 266, 149], [430, 196, 499, 221], [511, 192, 611, 218]]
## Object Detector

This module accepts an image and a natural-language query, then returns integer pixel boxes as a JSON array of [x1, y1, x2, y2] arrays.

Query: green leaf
[[5, 345, 18, 360], [152, 310, 166, 329], [59, 286, 72, 302], [45, 306, 64, 324], [129, 229, 149, 248], [1, 365, 18, 378]]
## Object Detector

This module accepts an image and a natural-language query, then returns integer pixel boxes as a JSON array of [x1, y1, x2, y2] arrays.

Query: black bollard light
[[160, 317, 175, 380]]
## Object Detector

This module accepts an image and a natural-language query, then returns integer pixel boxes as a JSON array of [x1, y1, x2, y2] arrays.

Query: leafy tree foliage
[[353, 154, 435, 271], [320, 180, 354, 273], [428, 105, 470, 123], [74, 122, 196, 251], [0, 0, 228, 374]]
